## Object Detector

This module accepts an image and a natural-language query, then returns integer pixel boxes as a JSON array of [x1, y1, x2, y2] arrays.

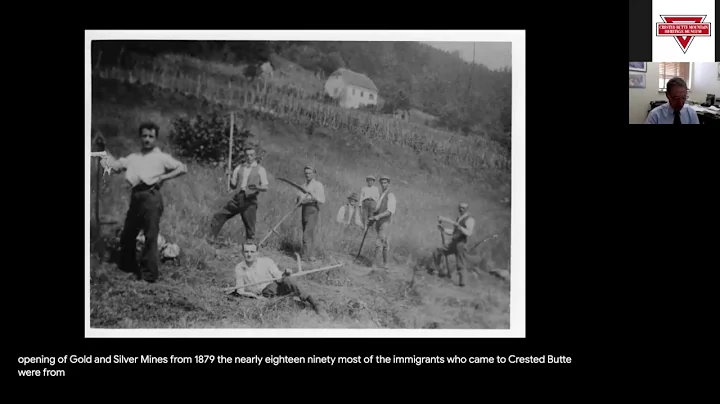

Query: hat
[[366, 175, 376, 181], [379, 175, 391, 182], [304, 165, 316, 173], [348, 192, 359, 201]]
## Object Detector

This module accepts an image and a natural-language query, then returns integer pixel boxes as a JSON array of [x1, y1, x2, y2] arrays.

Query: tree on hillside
[[319, 51, 346, 76]]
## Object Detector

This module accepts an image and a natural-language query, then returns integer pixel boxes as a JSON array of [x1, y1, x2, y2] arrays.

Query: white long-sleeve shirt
[[297, 179, 326, 205], [104, 147, 184, 187], [360, 186, 380, 202], [231, 161, 268, 190], [234, 257, 283, 295]]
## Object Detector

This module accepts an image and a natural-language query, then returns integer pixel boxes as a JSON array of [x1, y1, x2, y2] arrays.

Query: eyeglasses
[[668, 95, 688, 101]]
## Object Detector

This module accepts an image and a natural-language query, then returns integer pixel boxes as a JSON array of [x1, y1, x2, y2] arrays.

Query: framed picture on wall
[[629, 73, 646, 89], [630, 62, 647, 72]]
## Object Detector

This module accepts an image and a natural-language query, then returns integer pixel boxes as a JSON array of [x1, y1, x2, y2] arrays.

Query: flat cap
[[366, 175, 376, 181], [379, 175, 391, 182]]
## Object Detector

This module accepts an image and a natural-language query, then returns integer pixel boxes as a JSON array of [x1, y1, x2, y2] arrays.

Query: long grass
[[90, 69, 511, 329]]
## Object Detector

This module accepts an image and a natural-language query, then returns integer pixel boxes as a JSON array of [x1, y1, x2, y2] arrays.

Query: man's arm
[[256, 166, 269, 192], [690, 109, 700, 124], [372, 193, 396, 221], [267, 259, 290, 280], [267, 260, 284, 279], [314, 183, 326, 204], [101, 153, 128, 173], [644, 109, 659, 124], [159, 154, 187, 183], [229, 165, 243, 190], [456, 217, 475, 237]]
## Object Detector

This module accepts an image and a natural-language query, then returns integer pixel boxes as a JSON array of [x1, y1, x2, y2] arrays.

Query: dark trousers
[[261, 277, 309, 301], [362, 199, 376, 221], [301, 204, 319, 259], [209, 191, 258, 240], [433, 238, 467, 284], [119, 186, 164, 282]]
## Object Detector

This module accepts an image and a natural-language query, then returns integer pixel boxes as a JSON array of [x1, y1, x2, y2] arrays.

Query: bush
[[169, 111, 264, 166]]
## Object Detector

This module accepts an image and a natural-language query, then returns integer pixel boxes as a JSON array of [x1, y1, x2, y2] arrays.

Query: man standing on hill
[[296, 166, 326, 262], [230, 241, 327, 318], [433, 202, 475, 287], [359, 175, 379, 224], [368, 175, 396, 270], [208, 145, 269, 243], [100, 122, 187, 283]]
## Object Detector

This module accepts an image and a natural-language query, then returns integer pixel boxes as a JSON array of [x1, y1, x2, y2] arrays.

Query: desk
[[647, 101, 720, 125], [689, 104, 720, 126]]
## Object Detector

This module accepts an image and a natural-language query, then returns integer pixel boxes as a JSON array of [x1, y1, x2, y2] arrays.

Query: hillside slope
[[92, 40, 512, 140], [89, 66, 511, 329]]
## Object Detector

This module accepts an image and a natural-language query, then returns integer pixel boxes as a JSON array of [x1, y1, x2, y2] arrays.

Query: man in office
[[645, 77, 700, 124]]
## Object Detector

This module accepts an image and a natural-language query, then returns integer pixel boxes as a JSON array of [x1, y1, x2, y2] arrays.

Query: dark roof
[[330, 68, 378, 92]]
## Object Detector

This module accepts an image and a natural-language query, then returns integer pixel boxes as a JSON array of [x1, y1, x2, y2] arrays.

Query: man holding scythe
[[367, 175, 396, 270], [295, 166, 326, 262], [208, 144, 269, 243], [433, 202, 475, 287]]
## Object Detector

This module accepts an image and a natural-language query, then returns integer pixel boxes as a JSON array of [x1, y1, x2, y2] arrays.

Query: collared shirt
[[360, 186, 380, 202], [234, 257, 284, 295], [297, 179, 326, 204], [376, 189, 396, 214], [645, 103, 700, 124], [336, 204, 364, 227], [231, 161, 269, 190], [107, 147, 183, 187]]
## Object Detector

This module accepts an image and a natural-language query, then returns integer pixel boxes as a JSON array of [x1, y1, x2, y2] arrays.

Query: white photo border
[[85, 30, 526, 338]]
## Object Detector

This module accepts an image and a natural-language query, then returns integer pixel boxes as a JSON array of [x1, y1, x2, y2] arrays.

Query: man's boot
[[382, 249, 389, 269], [306, 295, 328, 318], [458, 269, 465, 287]]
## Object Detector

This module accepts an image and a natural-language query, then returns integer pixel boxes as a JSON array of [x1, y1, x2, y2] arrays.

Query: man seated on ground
[[230, 241, 327, 318]]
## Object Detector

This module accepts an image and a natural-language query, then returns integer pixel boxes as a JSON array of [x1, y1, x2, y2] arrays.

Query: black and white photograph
[[86, 31, 525, 337], [629, 72, 646, 89], [629, 62, 647, 72]]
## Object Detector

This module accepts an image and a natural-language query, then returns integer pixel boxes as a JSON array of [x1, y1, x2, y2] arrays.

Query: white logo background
[[652, 0, 715, 62]]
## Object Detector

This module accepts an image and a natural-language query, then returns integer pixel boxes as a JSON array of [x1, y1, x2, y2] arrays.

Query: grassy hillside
[[89, 57, 512, 329]]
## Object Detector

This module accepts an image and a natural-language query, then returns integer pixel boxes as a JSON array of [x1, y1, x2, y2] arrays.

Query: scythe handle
[[223, 263, 344, 292]]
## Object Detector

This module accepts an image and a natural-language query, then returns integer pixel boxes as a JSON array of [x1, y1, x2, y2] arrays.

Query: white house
[[324, 68, 379, 109]]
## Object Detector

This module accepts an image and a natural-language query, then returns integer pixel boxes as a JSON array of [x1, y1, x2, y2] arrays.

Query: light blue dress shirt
[[645, 103, 700, 124]]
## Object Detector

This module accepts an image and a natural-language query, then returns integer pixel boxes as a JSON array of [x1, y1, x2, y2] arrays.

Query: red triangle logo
[[661, 16, 705, 52]]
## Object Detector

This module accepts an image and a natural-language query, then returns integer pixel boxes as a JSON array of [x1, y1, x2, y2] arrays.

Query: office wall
[[628, 63, 720, 124]]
